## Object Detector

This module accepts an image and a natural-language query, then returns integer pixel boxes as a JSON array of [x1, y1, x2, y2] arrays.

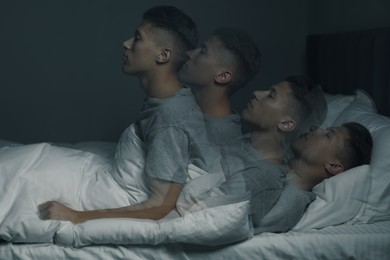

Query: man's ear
[[325, 160, 344, 175], [156, 48, 172, 64], [277, 118, 296, 132], [214, 71, 232, 84]]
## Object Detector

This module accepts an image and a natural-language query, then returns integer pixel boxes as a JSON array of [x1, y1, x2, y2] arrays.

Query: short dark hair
[[212, 27, 261, 93], [283, 75, 315, 123], [143, 6, 198, 71], [340, 122, 373, 169]]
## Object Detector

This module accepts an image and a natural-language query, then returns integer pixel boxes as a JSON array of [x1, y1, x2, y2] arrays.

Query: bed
[[1, 27, 390, 259]]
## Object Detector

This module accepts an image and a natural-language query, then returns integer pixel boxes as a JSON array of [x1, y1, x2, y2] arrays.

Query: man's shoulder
[[205, 113, 242, 145], [160, 88, 197, 110], [155, 88, 203, 125]]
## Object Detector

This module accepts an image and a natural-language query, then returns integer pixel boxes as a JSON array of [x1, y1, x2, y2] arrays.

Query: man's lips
[[247, 99, 256, 108]]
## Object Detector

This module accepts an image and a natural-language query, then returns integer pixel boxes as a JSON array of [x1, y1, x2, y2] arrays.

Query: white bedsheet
[[0, 143, 252, 246], [1, 220, 389, 259], [0, 143, 131, 243]]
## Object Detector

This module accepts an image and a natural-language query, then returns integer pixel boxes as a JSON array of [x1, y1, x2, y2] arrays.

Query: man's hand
[[38, 201, 81, 224]]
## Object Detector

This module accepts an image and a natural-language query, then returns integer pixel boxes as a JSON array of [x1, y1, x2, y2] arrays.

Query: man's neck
[[250, 129, 285, 165], [287, 158, 326, 190], [139, 70, 183, 99], [191, 86, 232, 117]]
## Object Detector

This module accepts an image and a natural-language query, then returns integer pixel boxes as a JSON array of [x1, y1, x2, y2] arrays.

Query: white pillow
[[294, 90, 390, 229], [333, 90, 390, 223], [319, 93, 356, 128], [110, 124, 217, 205], [55, 200, 251, 247], [293, 165, 370, 229]]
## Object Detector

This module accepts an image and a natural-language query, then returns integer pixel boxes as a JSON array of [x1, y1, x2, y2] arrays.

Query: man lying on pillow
[[254, 122, 373, 233], [288, 122, 373, 191]]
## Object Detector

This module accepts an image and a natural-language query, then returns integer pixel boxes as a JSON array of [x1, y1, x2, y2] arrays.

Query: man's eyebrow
[[134, 29, 142, 37]]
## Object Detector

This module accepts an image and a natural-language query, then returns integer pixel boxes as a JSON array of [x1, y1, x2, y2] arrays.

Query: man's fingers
[[38, 201, 54, 210], [37, 201, 78, 223], [38, 201, 56, 219], [39, 210, 48, 220]]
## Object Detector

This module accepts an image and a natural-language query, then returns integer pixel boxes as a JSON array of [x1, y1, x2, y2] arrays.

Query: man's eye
[[134, 34, 141, 41]]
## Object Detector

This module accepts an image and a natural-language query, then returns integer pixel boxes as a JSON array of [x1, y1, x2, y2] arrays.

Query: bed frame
[[306, 27, 390, 116]]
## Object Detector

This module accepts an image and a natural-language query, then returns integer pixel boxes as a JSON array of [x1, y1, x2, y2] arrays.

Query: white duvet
[[0, 125, 252, 247]]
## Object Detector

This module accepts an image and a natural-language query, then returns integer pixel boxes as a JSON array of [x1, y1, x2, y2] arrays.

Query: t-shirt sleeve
[[144, 127, 189, 184]]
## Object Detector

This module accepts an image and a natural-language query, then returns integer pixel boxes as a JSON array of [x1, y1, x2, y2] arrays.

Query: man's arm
[[39, 127, 190, 224], [38, 179, 182, 224]]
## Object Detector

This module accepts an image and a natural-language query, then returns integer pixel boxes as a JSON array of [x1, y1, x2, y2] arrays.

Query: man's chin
[[178, 74, 191, 86], [122, 66, 134, 75], [240, 111, 252, 124], [290, 141, 303, 156]]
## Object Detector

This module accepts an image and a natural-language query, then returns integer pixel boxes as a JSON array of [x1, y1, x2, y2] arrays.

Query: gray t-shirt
[[218, 138, 314, 232], [203, 113, 242, 147], [254, 180, 315, 234], [216, 137, 286, 226], [136, 87, 239, 184]]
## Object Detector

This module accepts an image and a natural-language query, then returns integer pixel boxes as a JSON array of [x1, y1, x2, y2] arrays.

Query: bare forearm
[[75, 205, 175, 222], [39, 181, 182, 223]]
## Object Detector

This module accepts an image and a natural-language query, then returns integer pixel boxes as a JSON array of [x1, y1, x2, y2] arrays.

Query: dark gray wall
[[308, 0, 390, 34], [0, 0, 309, 143]]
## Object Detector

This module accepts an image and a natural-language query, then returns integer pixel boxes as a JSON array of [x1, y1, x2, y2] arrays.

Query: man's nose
[[123, 37, 134, 49], [253, 90, 266, 100]]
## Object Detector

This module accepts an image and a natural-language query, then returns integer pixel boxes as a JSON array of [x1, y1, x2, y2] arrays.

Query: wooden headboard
[[306, 27, 390, 116]]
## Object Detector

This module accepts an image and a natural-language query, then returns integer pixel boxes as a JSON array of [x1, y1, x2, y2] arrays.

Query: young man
[[39, 5, 203, 223]]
